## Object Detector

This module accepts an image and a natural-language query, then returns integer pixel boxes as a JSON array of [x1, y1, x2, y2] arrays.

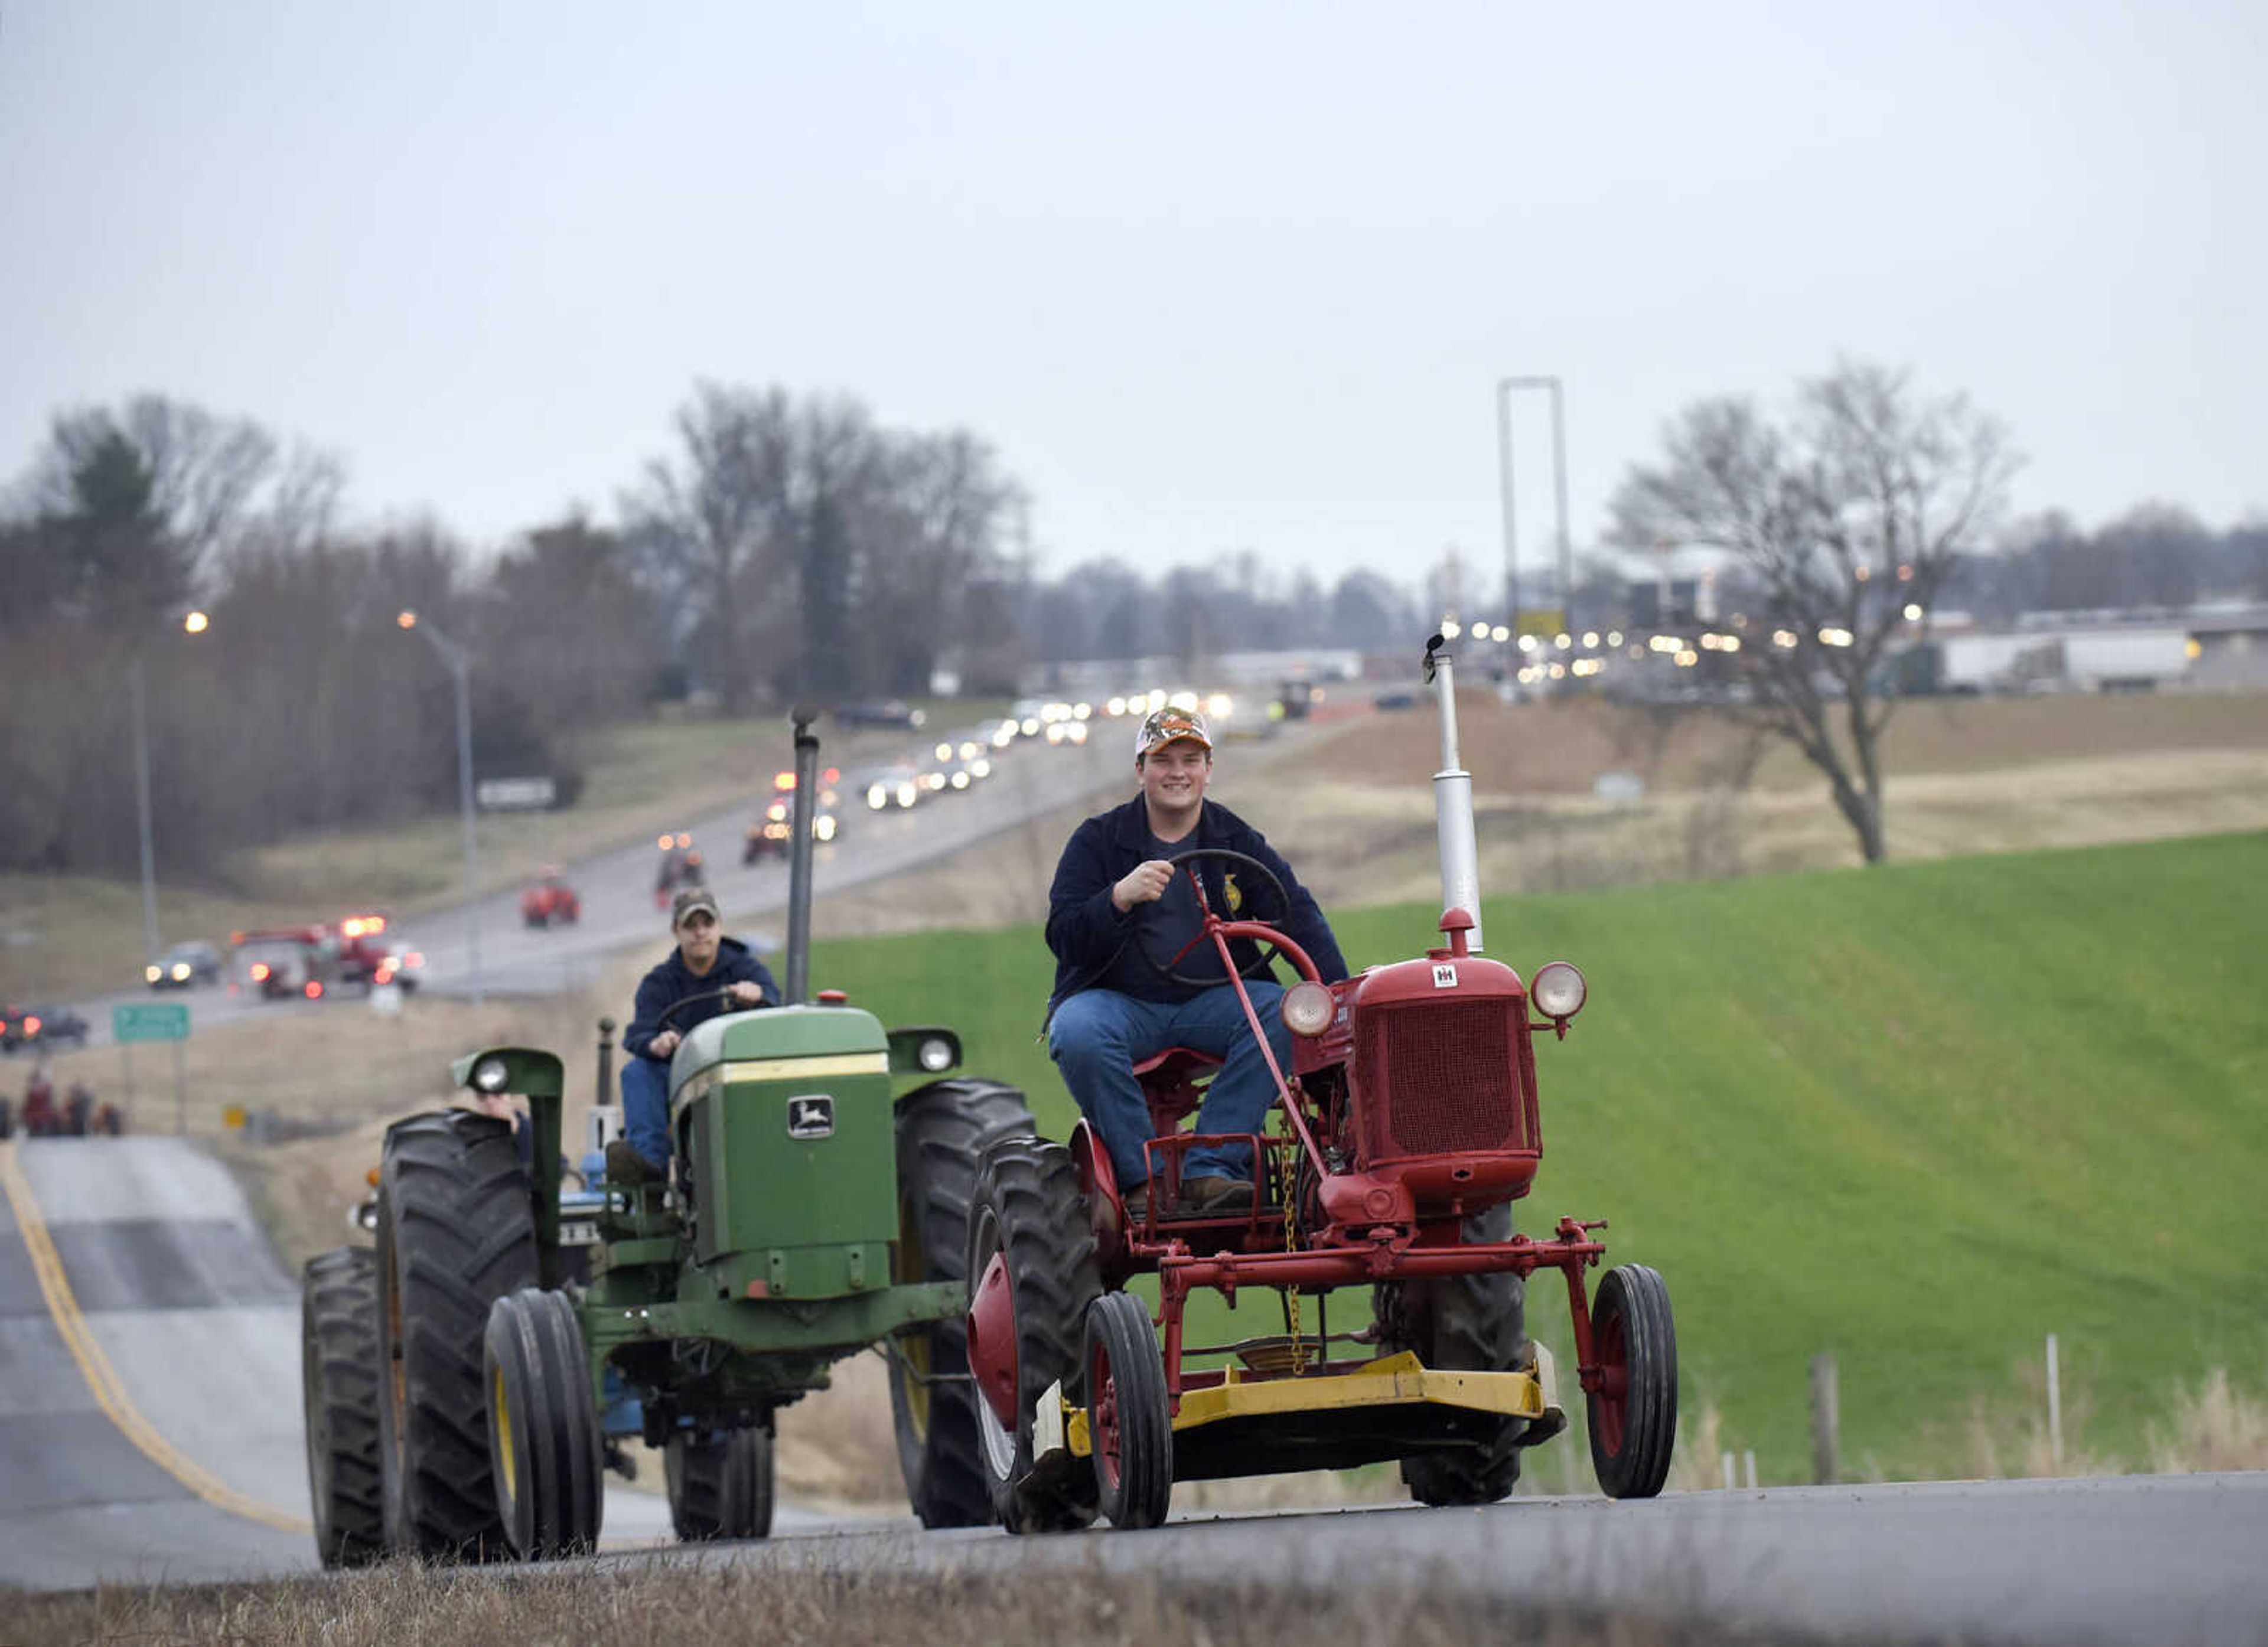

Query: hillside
[[812, 830, 2268, 1485]]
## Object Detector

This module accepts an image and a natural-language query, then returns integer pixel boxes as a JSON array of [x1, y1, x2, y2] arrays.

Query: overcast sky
[[2, 2, 2260, 595]]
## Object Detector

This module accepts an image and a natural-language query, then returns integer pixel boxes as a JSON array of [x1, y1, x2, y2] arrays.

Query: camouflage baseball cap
[[1134, 706, 1213, 760], [670, 886, 722, 926]]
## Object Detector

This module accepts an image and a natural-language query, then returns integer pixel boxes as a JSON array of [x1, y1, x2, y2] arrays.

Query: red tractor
[[962, 638, 1677, 1531], [521, 869, 582, 928]]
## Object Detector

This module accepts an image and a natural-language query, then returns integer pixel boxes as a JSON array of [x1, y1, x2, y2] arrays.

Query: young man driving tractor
[[1045, 705, 1348, 1218], [612, 886, 781, 1183]]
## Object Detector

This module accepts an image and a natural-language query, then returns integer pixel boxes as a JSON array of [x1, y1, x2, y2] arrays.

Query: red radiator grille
[[1356, 998, 1530, 1159]]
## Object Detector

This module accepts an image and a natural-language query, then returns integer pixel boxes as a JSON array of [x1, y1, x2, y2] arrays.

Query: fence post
[[1811, 1353, 1840, 1485], [2047, 1332, 2063, 1472]]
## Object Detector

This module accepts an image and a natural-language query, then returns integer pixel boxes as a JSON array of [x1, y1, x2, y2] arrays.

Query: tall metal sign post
[[1495, 376, 1572, 638]]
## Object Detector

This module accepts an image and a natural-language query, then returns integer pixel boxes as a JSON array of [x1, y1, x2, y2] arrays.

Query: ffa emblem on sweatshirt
[[1224, 873, 1243, 915]]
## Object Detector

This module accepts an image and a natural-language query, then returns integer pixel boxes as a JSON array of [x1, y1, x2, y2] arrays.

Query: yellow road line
[[0, 1140, 311, 1535]]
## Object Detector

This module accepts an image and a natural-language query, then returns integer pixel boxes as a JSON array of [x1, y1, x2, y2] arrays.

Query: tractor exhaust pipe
[[784, 709, 820, 1005], [1423, 633, 1483, 952]]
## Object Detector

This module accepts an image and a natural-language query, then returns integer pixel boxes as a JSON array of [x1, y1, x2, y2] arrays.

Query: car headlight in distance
[[1530, 961, 1587, 1020], [172, 963, 191, 980], [918, 1036, 954, 1072], [868, 784, 887, 810], [472, 1055, 511, 1094], [146, 965, 162, 983], [1281, 980, 1335, 1038], [814, 815, 838, 841]]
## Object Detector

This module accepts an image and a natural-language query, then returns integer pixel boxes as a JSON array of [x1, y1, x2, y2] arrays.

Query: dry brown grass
[[1950, 1361, 2268, 1480], [8, 1554, 1836, 1647], [1308, 690, 2268, 798]]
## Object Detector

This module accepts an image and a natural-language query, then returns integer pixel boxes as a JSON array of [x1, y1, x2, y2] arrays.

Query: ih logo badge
[[786, 1095, 835, 1139], [1432, 963, 1458, 989]]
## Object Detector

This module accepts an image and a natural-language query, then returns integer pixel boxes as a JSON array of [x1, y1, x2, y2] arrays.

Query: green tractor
[[300, 715, 1034, 1561]]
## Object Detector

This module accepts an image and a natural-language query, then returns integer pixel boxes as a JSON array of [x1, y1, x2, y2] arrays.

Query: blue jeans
[[621, 1055, 672, 1169], [1047, 982, 1290, 1190]]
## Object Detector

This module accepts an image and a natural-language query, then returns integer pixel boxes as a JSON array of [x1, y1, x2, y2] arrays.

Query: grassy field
[[806, 830, 2268, 1487]]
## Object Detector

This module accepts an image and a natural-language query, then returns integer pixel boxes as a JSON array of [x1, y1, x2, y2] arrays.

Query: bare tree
[[1611, 361, 2019, 863], [623, 383, 794, 714]]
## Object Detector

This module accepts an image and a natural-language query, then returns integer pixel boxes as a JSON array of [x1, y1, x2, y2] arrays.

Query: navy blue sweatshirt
[[1045, 794, 1348, 1017], [624, 936, 781, 1060]]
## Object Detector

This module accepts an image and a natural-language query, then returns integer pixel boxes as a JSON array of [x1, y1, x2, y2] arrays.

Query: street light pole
[[398, 611, 482, 1006], [1495, 376, 1572, 637], [131, 611, 211, 966], [131, 656, 159, 966]]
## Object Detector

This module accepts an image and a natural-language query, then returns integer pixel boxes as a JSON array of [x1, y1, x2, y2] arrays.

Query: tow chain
[[1282, 1143, 1306, 1376]]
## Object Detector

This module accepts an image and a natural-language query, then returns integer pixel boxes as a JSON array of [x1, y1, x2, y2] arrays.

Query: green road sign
[[113, 1001, 190, 1043]]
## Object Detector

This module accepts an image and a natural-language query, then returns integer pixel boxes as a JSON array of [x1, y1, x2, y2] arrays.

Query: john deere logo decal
[[786, 1095, 835, 1139], [1224, 873, 1243, 915]]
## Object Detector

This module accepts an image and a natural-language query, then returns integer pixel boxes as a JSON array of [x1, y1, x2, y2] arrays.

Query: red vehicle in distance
[[520, 870, 582, 929]]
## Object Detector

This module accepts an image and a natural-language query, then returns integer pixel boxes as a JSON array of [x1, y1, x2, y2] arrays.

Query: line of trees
[[0, 386, 1033, 882], [5, 370, 2259, 886]]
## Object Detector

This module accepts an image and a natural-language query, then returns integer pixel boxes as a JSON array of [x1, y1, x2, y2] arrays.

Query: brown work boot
[[605, 1139, 662, 1186], [1182, 1174, 1254, 1213], [1122, 1182, 1151, 1224]]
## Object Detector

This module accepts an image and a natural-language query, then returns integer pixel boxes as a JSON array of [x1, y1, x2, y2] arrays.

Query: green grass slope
[[813, 831, 2268, 1485]]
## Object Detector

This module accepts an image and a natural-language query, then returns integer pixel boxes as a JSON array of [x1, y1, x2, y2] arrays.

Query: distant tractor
[[962, 636, 1677, 1531], [300, 715, 1032, 1563], [654, 833, 705, 907], [522, 870, 582, 929]]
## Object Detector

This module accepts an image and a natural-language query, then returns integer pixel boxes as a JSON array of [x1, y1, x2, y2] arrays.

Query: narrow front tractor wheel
[[484, 1288, 605, 1558], [888, 1078, 1037, 1529], [301, 1246, 384, 1567], [375, 1111, 539, 1558], [1376, 1203, 1530, 1507], [1587, 1264, 1677, 1500], [966, 1137, 1100, 1534], [1085, 1290, 1172, 1529], [665, 1427, 774, 1540]]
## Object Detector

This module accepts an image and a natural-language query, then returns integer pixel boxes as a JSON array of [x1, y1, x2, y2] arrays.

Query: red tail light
[[305, 981, 324, 999], [23, 1015, 40, 1036], [250, 963, 271, 981]]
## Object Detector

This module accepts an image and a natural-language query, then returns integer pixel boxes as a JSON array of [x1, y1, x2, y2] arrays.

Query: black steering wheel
[[1133, 847, 1295, 988], [655, 986, 765, 1037]]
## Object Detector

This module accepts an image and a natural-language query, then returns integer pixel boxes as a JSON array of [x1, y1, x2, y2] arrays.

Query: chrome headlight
[[1280, 980, 1336, 1038], [1530, 961, 1587, 1020], [918, 1036, 954, 1072], [472, 1055, 511, 1094]]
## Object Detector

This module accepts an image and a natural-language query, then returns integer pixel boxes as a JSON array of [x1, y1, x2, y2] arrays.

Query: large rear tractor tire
[[1085, 1290, 1172, 1529], [1588, 1264, 1677, 1500], [665, 1426, 774, 1540], [375, 1111, 539, 1558], [888, 1078, 1037, 1529], [966, 1137, 1100, 1534], [484, 1287, 605, 1558], [1377, 1202, 1530, 1507], [301, 1245, 384, 1568]]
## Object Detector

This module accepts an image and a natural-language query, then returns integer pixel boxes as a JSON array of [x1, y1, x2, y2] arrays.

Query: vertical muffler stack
[[784, 709, 820, 1004], [1425, 635, 1483, 953]]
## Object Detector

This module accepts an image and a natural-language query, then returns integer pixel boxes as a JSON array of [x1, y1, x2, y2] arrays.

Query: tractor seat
[[1130, 1047, 1222, 1083], [1131, 1047, 1221, 1134]]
